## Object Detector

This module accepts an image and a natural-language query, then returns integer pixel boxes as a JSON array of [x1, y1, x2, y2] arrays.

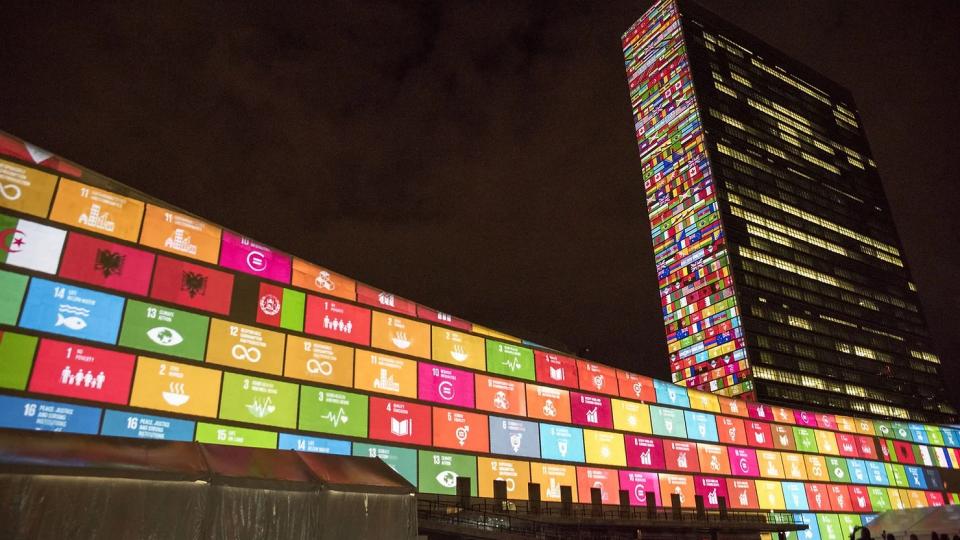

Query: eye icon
[[147, 326, 184, 347]]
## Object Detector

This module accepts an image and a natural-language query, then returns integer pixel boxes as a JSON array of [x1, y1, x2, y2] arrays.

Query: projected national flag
[[0, 213, 66, 274]]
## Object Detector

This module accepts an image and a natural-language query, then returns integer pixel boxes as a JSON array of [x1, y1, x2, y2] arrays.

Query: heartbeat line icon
[[245, 397, 276, 419], [321, 407, 349, 427], [502, 358, 523, 372]]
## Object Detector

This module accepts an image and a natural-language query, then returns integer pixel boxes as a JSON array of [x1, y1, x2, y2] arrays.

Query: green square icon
[[0, 270, 28, 325], [219, 372, 299, 429], [793, 427, 818, 453], [826, 456, 849, 483], [195, 422, 277, 448], [418, 450, 477, 495], [299, 385, 368, 438], [0, 331, 38, 390], [650, 405, 687, 438], [485, 340, 535, 381], [119, 300, 209, 361]]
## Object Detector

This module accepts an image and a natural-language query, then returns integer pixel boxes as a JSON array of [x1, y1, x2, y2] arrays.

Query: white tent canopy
[[866, 506, 960, 539]]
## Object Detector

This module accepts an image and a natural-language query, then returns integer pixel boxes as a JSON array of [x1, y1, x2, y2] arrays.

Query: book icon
[[390, 417, 411, 437]]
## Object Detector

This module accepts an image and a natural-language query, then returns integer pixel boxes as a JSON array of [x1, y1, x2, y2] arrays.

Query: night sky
[[2, 2, 958, 408]]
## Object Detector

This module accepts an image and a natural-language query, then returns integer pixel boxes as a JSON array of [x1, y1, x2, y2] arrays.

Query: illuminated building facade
[[623, 0, 953, 422], [2, 123, 960, 539]]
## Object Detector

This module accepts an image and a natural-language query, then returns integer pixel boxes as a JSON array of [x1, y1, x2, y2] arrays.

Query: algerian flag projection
[[0, 213, 66, 274]]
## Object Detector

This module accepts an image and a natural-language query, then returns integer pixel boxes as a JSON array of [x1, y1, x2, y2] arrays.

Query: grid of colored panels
[[622, 0, 749, 396], [2, 130, 960, 540]]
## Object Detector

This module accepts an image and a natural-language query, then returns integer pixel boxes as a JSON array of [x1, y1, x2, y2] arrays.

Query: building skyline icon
[[623, 0, 953, 422], [164, 228, 197, 255], [78, 203, 115, 232]]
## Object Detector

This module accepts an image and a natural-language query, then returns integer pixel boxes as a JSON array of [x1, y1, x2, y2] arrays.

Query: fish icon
[[56, 313, 88, 331]]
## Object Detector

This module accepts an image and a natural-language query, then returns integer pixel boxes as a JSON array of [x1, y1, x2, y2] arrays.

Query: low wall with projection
[[0, 131, 958, 540]]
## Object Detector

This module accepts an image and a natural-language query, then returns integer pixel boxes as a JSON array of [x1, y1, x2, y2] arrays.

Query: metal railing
[[418, 496, 546, 538], [418, 493, 802, 535]]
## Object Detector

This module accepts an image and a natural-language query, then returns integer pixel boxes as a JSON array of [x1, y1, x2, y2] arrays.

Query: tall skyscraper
[[623, 0, 954, 422]]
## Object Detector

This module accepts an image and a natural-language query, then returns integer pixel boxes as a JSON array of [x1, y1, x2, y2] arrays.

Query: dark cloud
[[1, 1, 957, 403]]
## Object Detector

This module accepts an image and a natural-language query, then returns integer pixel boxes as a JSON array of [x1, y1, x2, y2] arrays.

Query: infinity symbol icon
[[306, 359, 333, 376], [231, 344, 262, 363], [0, 182, 23, 201]]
